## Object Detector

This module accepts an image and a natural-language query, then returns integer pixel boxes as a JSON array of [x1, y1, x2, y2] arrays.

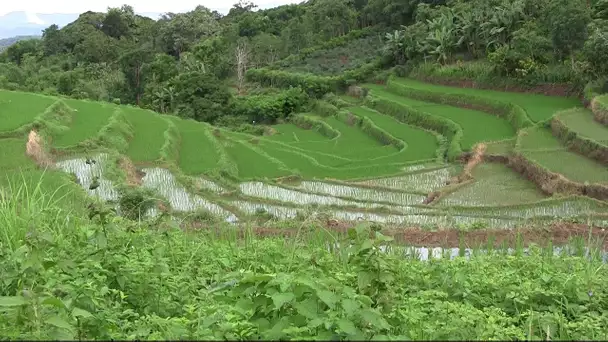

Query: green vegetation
[[2, 0, 608, 338], [518, 127, 608, 184], [281, 35, 384, 76], [439, 163, 547, 206], [52, 100, 114, 148], [347, 106, 439, 161], [365, 83, 515, 149], [122, 107, 169, 162], [0, 91, 54, 133], [172, 118, 221, 175], [2, 185, 608, 340], [558, 109, 608, 144]]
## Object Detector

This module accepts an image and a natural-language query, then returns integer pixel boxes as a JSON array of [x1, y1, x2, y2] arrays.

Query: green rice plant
[[364, 91, 462, 161], [0, 90, 55, 133], [552, 109, 608, 165], [391, 77, 581, 122], [289, 115, 396, 160], [437, 163, 547, 207], [353, 165, 457, 193], [171, 118, 223, 175], [386, 78, 533, 129], [556, 108, 608, 144], [348, 106, 440, 162], [158, 117, 180, 164], [93, 108, 133, 153], [122, 106, 169, 162], [288, 115, 340, 140], [366, 83, 516, 149], [0, 138, 34, 172], [221, 136, 291, 180], [518, 126, 608, 184], [52, 99, 115, 148], [484, 138, 515, 156], [335, 110, 405, 151]]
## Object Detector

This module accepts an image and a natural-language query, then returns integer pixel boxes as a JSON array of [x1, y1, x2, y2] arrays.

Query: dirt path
[[195, 221, 608, 249]]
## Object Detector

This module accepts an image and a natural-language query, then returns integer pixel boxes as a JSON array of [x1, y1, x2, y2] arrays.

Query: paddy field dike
[[1, 75, 607, 230]]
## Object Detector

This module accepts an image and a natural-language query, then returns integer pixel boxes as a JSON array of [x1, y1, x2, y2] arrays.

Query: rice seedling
[[141, 167, 237, 222], [55, 153, 119, 201]]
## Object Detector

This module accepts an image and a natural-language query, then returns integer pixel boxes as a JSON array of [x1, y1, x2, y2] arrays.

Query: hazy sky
[[0, 0, 302, 16]]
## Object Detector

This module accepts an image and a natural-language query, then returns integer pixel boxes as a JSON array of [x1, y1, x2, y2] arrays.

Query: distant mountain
[[0, 35, 40, 51], [0, 11, 165, 39]]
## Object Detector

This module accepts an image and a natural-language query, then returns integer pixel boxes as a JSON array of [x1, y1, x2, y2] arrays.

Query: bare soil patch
[[223, 222, 608, 249], [118, 156, 144, 186], [25, 130, 54, 167]]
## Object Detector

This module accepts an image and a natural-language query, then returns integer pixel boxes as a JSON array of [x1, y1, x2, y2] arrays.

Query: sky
[[0, 0, 302, 16]]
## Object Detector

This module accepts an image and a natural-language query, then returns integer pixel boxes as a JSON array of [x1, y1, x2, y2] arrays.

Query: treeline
[[0, 0, 422, 124], [383, 0, 608, 88], [2, 0, 607, 126]]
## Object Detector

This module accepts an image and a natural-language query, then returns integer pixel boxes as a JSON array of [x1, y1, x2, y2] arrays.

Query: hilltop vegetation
[[1, 0, 608, 340]]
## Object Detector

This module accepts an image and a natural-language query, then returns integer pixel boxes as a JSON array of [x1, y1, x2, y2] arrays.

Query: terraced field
[[1, 76, 607, 228]]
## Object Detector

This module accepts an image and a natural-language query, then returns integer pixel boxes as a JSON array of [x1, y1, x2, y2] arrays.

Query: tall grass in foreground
[[1, 177, 608, 340]]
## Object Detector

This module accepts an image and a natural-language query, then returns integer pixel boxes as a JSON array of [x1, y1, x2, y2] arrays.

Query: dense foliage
[[382, 0, 608, 87], [1, 183, 608, 340], [0, 0, 417, 125]]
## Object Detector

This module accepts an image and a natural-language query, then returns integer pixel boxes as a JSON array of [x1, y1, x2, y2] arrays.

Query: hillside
[[1, 0, 608, 339]]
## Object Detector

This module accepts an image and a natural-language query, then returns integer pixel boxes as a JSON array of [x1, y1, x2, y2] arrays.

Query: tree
[[169, 71, 231, 122], [101, 5, 135, 39], [235, 39, 250, 94], [546, 0, 592, 63]]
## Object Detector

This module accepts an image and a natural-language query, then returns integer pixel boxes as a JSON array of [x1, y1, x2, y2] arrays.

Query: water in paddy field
[[55, 153, 119, 202], [328, 243, 608, 263], [295, 181, 426, 206], [141, 168, 238, 223]]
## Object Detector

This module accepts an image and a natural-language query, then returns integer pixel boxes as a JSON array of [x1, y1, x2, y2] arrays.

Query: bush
[[230, 87, 310, 123], [118, 187, 158, 221]]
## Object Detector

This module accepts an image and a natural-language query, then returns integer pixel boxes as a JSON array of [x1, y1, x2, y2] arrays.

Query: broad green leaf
[[338, 319, 359, 336], [46, 315, 74, 331], [358, 271, 373, 290], [361, 309, 391, 330], [42, 297, 65, 309], [271, 292, 295, 310], [317, 290, 337, 309], [72, 307, 93, 318], [0, 296, 26, 307], [342, 298, 360, 314], [294, 298, 318, 319]]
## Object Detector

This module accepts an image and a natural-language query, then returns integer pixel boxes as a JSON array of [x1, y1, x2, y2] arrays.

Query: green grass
[[222, 137, 290, 179], [558, 108, 608, 144], [266, 124, 330, 143], [438, 163, 547, 207], [122, 107, 169, 162], [0, 137, 32, 172], [0, 90, 55, 132], [2, 183, 608, 340], [172, 118, 222, 175], [485, 139, 515, 155], [365, 84, 515, 149], [290, 115, 397, 159], [52, 99, 114, 147], [519, 127, 608, 184], [257, 140, 410, 179], [348, 106, 439, 161], [391, 78, 581, 122]]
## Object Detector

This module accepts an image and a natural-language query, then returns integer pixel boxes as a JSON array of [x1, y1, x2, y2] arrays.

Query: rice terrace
[[2, 72, 607, 230], [2, 0, 608, 339]]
